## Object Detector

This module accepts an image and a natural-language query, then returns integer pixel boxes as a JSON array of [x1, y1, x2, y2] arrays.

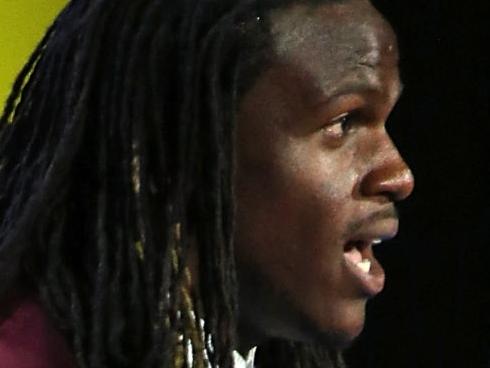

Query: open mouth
[[342, 239, 385, 296], [341, 218, 398, 296], [343, 239, 381, 274]]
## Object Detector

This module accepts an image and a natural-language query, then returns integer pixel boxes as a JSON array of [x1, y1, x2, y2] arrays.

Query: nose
[[360, 137, 414, 202]]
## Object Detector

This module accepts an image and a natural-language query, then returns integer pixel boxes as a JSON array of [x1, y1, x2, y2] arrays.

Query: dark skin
[[233, 0, 414, 353]]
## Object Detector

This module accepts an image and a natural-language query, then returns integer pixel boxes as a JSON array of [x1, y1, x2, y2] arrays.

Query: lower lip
[[343, 254, 385, 297]]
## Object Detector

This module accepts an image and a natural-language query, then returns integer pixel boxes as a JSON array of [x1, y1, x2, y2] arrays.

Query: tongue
[[344, 246, 363, 264]]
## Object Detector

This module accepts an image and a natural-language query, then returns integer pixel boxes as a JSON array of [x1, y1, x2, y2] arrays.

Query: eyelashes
[[321, 110, 360, 139]]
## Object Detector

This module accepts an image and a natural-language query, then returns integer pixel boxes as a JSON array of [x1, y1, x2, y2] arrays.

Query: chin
[[304, 301, 367, 350], [305, 320, 363, 351], [325, 322, 364, 349], [265, 305, 365, 350]]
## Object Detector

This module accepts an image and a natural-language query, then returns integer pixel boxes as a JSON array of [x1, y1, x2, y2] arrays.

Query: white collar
[[185, 316, 257, 368], [232, 347, 257, 368]]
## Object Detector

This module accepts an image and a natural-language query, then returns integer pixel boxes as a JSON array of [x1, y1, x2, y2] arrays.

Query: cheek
[[234, 142, 357, 280]]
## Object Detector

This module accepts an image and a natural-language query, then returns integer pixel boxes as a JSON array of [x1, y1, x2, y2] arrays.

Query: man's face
[[234, 0, 414, 348]]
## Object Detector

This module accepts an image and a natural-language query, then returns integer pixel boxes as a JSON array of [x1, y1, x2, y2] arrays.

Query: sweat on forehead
[[259, 0, 399, 102], [269, 1, 397, 62]]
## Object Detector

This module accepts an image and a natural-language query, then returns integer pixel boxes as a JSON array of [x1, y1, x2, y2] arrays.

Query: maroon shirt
[[0, 292, 76, 368]]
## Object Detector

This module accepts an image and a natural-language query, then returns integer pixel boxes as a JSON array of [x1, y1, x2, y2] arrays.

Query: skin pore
[[233, 0, 414, 354]]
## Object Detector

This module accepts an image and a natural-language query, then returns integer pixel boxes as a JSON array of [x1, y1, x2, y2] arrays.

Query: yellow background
[[0, 0, 67, 108]]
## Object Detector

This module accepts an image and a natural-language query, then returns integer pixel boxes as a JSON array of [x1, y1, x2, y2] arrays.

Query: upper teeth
[[356, 259, 371, 273], [372, 239, 382, 245]]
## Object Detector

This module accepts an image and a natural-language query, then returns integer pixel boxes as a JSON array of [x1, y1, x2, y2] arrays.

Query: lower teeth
[[356, 259, 371, 273]]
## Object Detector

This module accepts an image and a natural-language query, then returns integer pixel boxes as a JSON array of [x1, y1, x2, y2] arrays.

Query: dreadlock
[[0, 0, 346, 367]]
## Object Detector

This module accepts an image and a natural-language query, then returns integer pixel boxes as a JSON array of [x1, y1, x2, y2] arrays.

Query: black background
[[347, 1, 489, 367]]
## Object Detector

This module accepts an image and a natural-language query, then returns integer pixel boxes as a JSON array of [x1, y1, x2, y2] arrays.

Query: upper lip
[[345, 217, 399, 247]]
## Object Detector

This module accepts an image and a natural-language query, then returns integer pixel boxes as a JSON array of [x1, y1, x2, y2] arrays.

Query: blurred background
[[0, 0, 67, 107], [1, 0, 488, 367]]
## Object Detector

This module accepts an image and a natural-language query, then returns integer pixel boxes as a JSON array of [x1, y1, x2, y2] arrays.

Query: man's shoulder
[[0, 290, 76, 368]]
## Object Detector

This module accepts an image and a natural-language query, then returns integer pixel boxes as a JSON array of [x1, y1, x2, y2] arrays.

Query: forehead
[[267, 0, 399, 101]]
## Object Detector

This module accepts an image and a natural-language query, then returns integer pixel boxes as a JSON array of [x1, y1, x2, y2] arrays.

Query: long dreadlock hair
[[0, 0, 347, 367]]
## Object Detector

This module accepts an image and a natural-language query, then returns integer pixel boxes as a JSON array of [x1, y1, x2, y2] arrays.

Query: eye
[[321, 111, 356, 139]]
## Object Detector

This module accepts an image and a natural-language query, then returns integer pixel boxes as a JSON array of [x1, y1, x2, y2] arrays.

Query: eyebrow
[[310, 80, 404, 108]]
